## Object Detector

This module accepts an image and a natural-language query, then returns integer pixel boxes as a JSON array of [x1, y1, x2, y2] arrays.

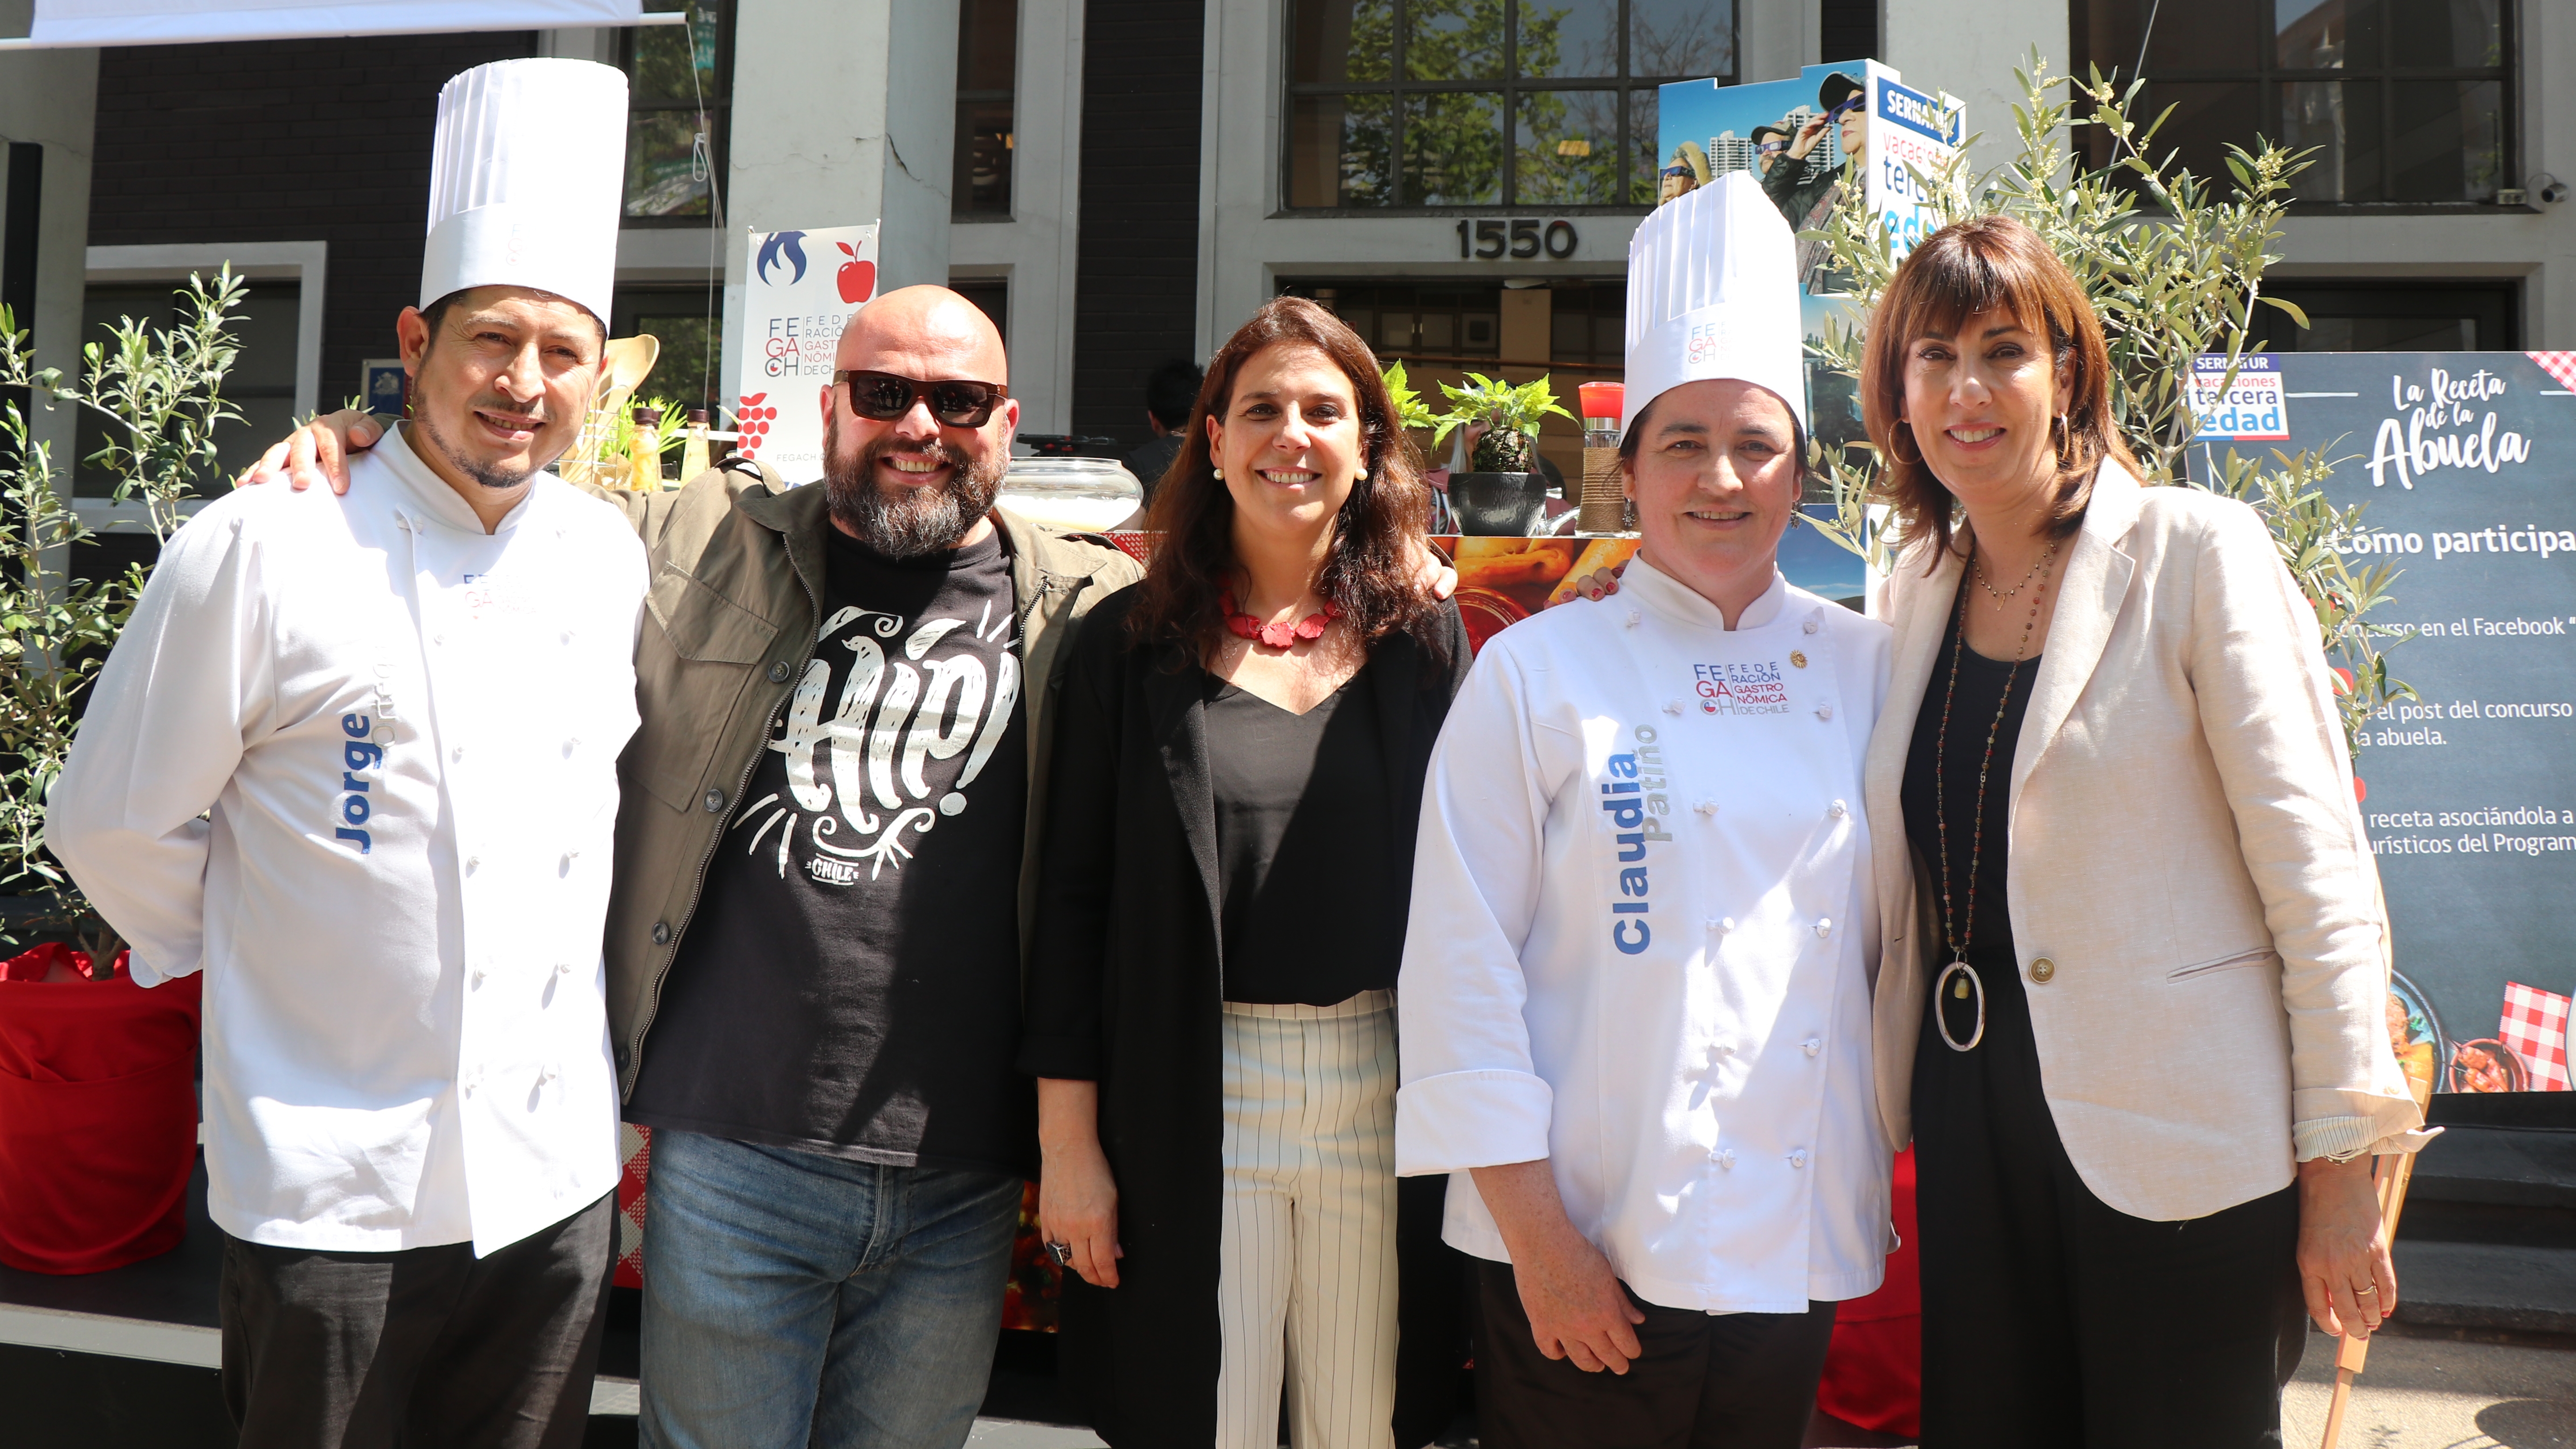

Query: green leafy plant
[[1798, 52, 2410, 753], [0, 268, 251, 959], [1432, 371, 1573, 473], [1380, 360, 1438, 433]]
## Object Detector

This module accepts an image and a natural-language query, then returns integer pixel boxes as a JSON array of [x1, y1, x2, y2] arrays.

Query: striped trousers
[[1215, 990, 1401, 1449]]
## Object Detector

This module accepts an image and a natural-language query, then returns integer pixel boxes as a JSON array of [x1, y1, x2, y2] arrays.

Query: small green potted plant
[[1431, 372, 1572, 534]]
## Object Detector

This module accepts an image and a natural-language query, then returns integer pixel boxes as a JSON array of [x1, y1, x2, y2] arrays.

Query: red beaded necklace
[[1221, 589, 1340, 649]]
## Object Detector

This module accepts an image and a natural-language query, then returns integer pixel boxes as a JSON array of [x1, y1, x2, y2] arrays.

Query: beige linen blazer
[[1863, 465, 2429, 1222]]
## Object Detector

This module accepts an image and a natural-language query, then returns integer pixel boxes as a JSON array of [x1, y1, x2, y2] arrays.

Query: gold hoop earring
[[1888, 421, 1923, 467]]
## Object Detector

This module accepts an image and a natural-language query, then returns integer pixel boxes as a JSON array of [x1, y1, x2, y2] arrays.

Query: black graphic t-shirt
[[626, 524, 1033, 1176]]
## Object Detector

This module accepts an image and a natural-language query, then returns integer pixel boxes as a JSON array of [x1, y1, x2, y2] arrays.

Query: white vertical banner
[[1864, 71, 1964, 265], [734, 222, 879, 484]]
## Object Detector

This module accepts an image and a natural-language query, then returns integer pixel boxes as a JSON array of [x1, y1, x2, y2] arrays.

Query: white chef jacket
[[47, 427, 646, 1256], [1396, 558, 1893, 1313]]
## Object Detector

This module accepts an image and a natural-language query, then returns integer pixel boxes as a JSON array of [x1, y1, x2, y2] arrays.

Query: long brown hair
[[1860, 214, 2137, 565], [1126, 296, 1444, 662]]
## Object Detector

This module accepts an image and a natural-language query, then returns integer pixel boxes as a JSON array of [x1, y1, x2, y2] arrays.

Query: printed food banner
[[735, 221, 880, 484], [2187, 351, 2576, 1094]]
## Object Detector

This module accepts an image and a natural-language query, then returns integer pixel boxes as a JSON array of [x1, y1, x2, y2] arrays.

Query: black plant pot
[[1449, 471, 1548, 536]]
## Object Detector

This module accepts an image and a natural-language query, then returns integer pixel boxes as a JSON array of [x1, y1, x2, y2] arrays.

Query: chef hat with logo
[[420, 59, 630, 329], [1622, 169, 1806, 440]]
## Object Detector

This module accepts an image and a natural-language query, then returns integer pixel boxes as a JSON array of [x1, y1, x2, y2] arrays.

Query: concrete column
[[0, 0, 98, 494], [721, 0, 961, 418], [1883, 0, 2065, 176]]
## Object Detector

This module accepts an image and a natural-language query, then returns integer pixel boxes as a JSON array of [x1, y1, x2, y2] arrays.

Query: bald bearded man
[[249, 287, 1141, 1449]]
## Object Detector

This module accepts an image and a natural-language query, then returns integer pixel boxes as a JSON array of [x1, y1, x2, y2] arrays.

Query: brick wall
[[1068, 0, 1205, 446], [87, 32, 539, 408]]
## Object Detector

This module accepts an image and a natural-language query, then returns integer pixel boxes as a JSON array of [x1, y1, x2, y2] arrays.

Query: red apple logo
[[836, 243, 875, 305]]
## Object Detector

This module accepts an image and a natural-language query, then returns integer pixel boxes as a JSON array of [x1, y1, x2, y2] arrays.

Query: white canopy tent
[[1, 0, 679, 48]]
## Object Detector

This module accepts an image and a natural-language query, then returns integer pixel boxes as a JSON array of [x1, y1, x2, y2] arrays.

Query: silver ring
[[1935, 961, 1986, 1052], [1043, 1240, 1073, 1267]]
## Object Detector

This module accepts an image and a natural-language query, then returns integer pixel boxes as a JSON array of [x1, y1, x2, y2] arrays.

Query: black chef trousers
[[1915, 955, 2309, 1449], [219, 1190, 616, 1449], [1471, 1258, 1837, 1449]]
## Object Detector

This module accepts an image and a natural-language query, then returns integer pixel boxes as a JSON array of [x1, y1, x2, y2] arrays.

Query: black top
[[626, 525, 1034, 1177], [1900, 583, 2042, 980], [1203, 669, 1402, 1006], [1017, 588, 1474, 1446]]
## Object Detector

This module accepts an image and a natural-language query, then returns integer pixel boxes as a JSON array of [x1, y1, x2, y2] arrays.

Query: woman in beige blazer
[[1858, 217, 2430, 1448]]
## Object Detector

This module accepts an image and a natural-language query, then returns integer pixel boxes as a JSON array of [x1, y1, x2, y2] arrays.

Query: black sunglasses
[[833, 370, 1009, 428]]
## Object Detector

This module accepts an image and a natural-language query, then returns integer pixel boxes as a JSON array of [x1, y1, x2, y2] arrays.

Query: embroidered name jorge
[[335, 713, 379, 854]]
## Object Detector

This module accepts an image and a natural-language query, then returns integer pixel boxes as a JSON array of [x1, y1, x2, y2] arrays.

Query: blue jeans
[[636, 1128, 1023, 1449]]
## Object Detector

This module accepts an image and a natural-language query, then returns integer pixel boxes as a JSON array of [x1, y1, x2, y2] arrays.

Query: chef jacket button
[[2030, 957, 2057, 983], [1803, 1037, 1822, 1057], [465, 855, 481, 873], [555, 961, 572, 976], [1789, 1150, 1808, 1168], [1715, 1043, 1735, 1056], [452, 744, 466, 762], [564, 737, 579, 756], [1803, 618, 1819, 635], [1720, 1149, 1736, 1168], [1829, 799, 1848, 818], [560, 853, 575, 872], [1815, 703, 1834, 721], [651, 921, 672, 946], [1720, 916, 1735, 933], [704, 788, 727, 813], [434, 632, 447, 646], [1815, 917, 1832, 938], [768, 660, 791, 683], [1663, 699, 1684, 715], [1708, 1149, 1723, 1163], [1624, 608, 1641, 628], [1790, 650, 1809, 669], [470, 968, 485, 988], [1694, 798, 1716, 815]]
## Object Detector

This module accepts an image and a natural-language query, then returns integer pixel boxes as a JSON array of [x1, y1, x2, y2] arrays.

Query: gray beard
[[822, 428, 1006, 559], [411, 410, 541, 492]]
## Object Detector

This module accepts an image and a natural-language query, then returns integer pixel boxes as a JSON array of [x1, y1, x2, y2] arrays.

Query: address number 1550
[[1455, 219, 1580, 260]]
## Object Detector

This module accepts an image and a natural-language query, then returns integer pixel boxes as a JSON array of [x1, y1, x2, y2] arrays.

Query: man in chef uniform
[[1395, 170, 1893, 1446], [47, 60, 644, 1449]]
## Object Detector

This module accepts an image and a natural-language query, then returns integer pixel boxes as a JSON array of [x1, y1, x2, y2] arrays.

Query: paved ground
[[791, 1325, 2576, 1449], [2283, 1327, 2576, 1449]]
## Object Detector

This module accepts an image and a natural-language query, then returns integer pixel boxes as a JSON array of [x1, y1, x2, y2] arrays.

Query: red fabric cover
[[0, 944, 203, 1274], [1814, 1144, 1922, 1437]]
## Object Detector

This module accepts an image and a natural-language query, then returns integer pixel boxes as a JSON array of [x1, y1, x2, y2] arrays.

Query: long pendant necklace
[[1931, 533, 2059, 1053]]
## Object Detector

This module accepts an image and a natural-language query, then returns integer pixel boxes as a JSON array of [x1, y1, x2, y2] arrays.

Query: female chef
[[1394, 171, 1893, 1449]]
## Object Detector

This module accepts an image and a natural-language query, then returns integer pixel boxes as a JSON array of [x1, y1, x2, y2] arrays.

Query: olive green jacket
[[589, 461, 1143, 1097]]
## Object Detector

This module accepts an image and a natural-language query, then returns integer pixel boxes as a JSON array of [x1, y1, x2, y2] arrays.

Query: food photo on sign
[[2188, 350, 2576, 1095]]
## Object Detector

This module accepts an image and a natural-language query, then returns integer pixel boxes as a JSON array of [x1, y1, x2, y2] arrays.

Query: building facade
[[0, 0, 2562, 510]]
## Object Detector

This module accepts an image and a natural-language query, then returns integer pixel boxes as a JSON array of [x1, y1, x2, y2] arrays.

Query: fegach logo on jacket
[[730, 603, 1021, 886], [1694, 659, 1791, 716]]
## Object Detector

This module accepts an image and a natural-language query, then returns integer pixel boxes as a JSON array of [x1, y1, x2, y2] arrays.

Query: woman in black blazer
[[1019, 297, 1470, 1449]]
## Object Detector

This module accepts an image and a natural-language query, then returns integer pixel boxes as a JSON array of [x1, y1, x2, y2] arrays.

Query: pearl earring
[[1212, 466, 1223, 481]]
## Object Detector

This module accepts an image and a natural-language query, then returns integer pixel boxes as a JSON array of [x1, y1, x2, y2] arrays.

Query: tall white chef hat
[[1622, 170, 1806, 440], [420, 59, 630, 329]]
